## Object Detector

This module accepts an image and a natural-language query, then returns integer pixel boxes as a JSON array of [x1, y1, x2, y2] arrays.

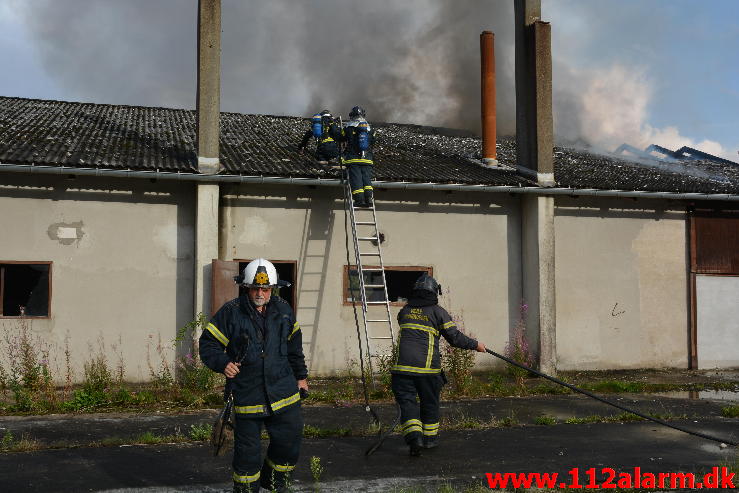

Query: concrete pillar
[[194, 1, 221, 322], [514, 0, 554, 186], [521, 195, 557, 374], [196, 0, 221, 175], [195, 183, 220, 318]]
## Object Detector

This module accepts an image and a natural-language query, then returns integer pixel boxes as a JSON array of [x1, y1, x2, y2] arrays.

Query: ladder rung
[[358, 237, 379, 241], [367, 319, 391, 323], [364, 284, 384, 288], [362, 268, 383, 271], [366, 301, 388, 305], [355, 221, 376, 225], [359, 252, 380, 256], [369, 336, 393, 340]]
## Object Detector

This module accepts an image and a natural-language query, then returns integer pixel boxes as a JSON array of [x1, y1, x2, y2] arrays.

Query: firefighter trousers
[[232, 404, 303, 491], [347, 164, 373, 204], [391, 373, 445, 444]]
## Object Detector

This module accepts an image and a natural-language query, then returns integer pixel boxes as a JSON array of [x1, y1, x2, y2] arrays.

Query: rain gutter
[[1, 162, 738, 202]]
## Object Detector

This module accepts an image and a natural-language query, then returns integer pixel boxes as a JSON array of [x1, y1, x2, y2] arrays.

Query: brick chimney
[[515, 0, 554, 186], [480, 31, 498, 167]]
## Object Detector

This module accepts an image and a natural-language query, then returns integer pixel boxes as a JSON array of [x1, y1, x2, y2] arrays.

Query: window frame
[[0, 261, 53, 319], [342, 265, 433, 307]]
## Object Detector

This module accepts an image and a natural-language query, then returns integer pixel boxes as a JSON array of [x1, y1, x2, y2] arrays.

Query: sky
[[0, 0, 737, 161]]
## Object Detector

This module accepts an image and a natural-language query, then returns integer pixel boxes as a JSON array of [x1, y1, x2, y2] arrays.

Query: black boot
[[409, 435, 423, 457], [422, 436, 438, 449], [364, 190, 374, 207], [353, 198, 367, 208]]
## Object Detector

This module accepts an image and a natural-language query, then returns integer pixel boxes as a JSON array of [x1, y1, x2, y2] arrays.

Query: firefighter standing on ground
[[298, 109, 342, 166], [391, 273, 486, 456], [199, 258, 308, 493], [342, 105, 376, 207]]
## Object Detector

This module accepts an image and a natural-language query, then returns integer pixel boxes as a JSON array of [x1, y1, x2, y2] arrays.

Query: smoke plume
[[10, 0, 737, 159]]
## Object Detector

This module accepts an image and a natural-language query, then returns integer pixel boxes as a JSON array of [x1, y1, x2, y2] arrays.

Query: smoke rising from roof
[[11, 0, 736, 160], [15, 0, 516, 133]]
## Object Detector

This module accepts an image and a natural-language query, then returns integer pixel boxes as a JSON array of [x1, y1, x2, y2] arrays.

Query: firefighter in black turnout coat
[[298, 109, 342, 165], [200, 258, 308, 493], [342, 105, 376, 207], [391, 274, 486, 456]]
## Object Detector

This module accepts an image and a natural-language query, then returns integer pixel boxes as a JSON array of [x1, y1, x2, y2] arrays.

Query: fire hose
[[365, 346, 737, 455]]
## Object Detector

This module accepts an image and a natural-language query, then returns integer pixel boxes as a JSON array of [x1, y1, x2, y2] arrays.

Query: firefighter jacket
[[199, 295, 308, 418], [391, 303, 478, 376], [299, 121, 342, 153], [342, 118, 375, 165]]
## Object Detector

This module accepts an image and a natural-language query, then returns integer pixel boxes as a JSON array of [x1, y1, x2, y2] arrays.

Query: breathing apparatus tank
[[357, 121, 370, 151], [311, 113, 323, 139]]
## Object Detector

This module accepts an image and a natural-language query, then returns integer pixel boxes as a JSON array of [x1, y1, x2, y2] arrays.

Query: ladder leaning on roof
[[342, 171, 396, 383]]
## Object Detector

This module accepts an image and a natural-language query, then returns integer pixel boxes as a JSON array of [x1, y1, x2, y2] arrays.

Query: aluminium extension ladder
[[343, 174, 396, 383]]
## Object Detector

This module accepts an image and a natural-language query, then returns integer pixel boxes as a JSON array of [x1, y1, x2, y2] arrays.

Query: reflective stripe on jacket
[[391, 304, 477, 376], [342, 120, 375, 165], [199, 295, 308, 417]]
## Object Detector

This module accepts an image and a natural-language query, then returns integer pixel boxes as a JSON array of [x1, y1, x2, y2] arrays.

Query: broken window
[[343, 266, 433, 306], [0, 262, 51, 317]]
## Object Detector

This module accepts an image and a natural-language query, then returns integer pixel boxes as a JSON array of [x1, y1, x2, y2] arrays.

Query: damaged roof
[[1, 96, 738, 195]]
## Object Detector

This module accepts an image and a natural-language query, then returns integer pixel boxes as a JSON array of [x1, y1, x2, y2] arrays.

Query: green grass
[[303, 424, 352, 438], [721, 405, 739, 418], [534, 415, 557, 425]]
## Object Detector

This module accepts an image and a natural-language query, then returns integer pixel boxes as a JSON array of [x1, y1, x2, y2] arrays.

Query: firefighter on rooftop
[[391, 273, 486, 456], [298, 109, 342, 166], [199, 258, 308, 493], [342, 105, 376, 208]]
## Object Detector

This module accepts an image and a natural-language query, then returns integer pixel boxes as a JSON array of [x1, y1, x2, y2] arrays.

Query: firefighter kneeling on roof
[[200, 258, 308, 493], [391, 273, 486, 456]]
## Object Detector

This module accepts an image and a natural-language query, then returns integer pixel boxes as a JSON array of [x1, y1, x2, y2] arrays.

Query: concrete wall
[[220, 184, 521, 375], [0, 174, 195, 382], [554, 197, 688, 370], [1, 173, 703, 380]]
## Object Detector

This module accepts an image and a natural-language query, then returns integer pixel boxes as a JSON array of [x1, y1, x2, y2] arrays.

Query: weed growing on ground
[[499, 411, 519, 427], [303, 424, 352, 438], [505, 301, 535, 388], [310, 456, 324, 483], [582, 380, 646, 393], [188, 423, 212, 441], [441, 314, 477, 396], [1, 316, 56, 412], [534, 415, 557, 425], [721, 405, 739, 418], [0, 429, 40, 453], [147, 334, 174, 389]]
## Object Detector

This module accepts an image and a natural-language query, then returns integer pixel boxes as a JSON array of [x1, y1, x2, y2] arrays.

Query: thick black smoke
[[17, 0, 517, 135]]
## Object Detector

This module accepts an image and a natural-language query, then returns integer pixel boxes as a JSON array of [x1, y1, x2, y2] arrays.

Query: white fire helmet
[[242, 258, 278, 288]]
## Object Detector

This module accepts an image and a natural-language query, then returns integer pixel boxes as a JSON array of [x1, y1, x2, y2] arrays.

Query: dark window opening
[[237, 260, 297, 310], [0, 263, 51, 317], [344, 266, 432, 306]]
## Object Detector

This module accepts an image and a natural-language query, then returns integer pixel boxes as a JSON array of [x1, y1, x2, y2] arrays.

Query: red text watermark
[[485, 466, 735, 489]]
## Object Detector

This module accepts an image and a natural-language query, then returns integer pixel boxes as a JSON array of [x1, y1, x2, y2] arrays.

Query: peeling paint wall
[[554, 197, 688, 370], [0, 175, 195, 382], [220, 185, 521, 375]]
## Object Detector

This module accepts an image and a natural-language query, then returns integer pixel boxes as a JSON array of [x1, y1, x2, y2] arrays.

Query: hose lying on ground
[[485, 348, 737, 447], [365, 347, 737, 455]]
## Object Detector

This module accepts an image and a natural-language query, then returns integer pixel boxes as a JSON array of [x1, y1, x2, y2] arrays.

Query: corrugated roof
[[0, 96, 528, 187], [1, 96, 738, 195]]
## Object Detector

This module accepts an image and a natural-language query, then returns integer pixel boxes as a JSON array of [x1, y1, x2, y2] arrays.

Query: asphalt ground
[[1, 395, 737, 492]]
